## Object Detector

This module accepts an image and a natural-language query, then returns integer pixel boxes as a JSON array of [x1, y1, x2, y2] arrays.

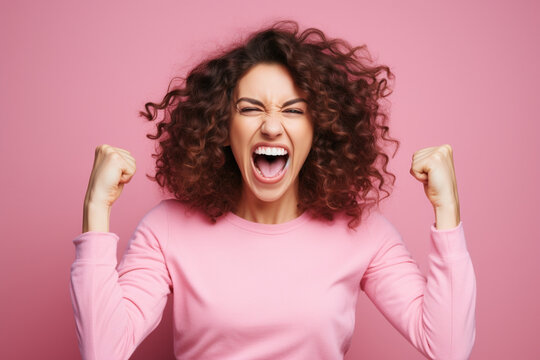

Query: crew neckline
[[223, 210, 311, 235]]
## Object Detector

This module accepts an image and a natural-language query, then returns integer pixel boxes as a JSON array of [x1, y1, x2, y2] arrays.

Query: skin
[[82, 70, 461, 232], [228, 63, 313, 224], [83, 144, 136, 233], [410, 144, 461, 229]]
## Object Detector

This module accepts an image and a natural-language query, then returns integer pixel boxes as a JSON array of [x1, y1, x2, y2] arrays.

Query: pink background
[[1, 0, 539, 359]]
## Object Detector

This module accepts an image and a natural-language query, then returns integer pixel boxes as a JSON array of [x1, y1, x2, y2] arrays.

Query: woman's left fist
[[409, 144, 460, 210]]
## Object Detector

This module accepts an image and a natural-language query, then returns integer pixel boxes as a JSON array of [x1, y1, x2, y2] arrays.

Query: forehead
[[234, 63, 305, 101]]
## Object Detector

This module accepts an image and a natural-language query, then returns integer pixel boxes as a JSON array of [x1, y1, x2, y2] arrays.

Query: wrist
[[434, 203, 460, 230], [83, 201, 111, 233]]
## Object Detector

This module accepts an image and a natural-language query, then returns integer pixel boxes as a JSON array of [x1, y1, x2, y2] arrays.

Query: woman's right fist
[[83, 144, 136, 209]]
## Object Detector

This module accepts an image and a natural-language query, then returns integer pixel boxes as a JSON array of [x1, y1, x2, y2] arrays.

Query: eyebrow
[[235, 97, 307, 108]]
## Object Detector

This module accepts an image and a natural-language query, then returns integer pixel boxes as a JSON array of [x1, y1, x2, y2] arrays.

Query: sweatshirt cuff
[[429, 221, 469, 259], [72, 231, 119, 263]]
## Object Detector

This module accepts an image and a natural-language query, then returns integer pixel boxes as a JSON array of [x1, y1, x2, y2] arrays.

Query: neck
[[235, 187, 301, 224]]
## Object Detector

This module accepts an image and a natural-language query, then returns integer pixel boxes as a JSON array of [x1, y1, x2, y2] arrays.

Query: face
[[229, 63, 314, 205]]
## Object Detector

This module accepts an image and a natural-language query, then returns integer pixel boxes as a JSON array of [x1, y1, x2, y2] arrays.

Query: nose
[[260, 112, 283, 138]]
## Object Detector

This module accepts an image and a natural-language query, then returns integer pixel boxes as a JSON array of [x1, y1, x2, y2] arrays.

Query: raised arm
[[70, 145, 172, 360], [360, 144, 476, 359], [360, 218, 476, 359]]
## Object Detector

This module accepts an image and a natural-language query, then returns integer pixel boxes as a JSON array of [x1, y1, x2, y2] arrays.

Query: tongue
[[256, 156, 286, 178]]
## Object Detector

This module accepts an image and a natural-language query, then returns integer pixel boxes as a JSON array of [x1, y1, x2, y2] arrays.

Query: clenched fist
[[82, 145, 136, 232], [409, 144, 461, 230]]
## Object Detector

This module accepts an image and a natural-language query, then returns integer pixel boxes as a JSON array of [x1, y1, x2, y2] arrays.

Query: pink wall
[[1, 0, 539, 359]]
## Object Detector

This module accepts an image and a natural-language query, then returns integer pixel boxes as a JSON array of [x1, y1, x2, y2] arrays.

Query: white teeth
[[254, 146, 288, 156]]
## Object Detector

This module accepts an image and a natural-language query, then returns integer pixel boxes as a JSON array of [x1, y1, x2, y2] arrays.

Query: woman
[[70, 20, 476, 359]]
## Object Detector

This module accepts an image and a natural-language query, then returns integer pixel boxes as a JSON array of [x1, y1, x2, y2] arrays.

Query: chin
[[246, 178, 294, 204], [251, 187, 288, 203]]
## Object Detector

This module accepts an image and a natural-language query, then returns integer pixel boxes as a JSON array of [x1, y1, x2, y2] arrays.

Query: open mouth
[[252, 146, 289, 179]]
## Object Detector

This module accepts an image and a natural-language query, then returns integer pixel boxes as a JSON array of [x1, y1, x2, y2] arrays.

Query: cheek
[[228, 118, 253, 161], [298, 124, 314, 155], [228, 118, 243, 147]]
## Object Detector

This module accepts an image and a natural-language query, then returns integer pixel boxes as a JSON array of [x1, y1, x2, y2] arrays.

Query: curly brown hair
[[140, 20, 399, 228]]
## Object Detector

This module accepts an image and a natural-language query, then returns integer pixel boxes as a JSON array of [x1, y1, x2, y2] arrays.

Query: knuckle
[[95, 144, 111, 157], [97, 144, 113, 154], [441, 144, 452, 153], [109, 152, 122, 161], [434, 144, 451, 159]]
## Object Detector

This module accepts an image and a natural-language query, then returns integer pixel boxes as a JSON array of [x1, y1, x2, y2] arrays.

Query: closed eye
[[284, 109, 303, 114], [239, 107, 263, 113]]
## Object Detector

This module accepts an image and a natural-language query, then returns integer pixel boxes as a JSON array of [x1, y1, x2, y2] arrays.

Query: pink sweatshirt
[[70, 199, 476, 360]]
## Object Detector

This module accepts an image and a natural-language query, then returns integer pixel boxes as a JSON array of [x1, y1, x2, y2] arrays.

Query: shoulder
[[139, 198, 173, 222], [142, 198, 208, 221], [133, 199, 216, 249], [337, 207, 401, 242], [147, 198, 219, 231]]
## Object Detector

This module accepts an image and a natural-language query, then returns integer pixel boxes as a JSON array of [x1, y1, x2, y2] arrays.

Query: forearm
[[421, 223, 476, 359], [83, 201, 111, 233], [70, 235, 133, 360], [434, 201, 460, 230]]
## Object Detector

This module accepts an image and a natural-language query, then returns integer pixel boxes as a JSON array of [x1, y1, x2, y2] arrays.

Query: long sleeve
[[360, 219, 476, 360], [69, 201, 173, 360]]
